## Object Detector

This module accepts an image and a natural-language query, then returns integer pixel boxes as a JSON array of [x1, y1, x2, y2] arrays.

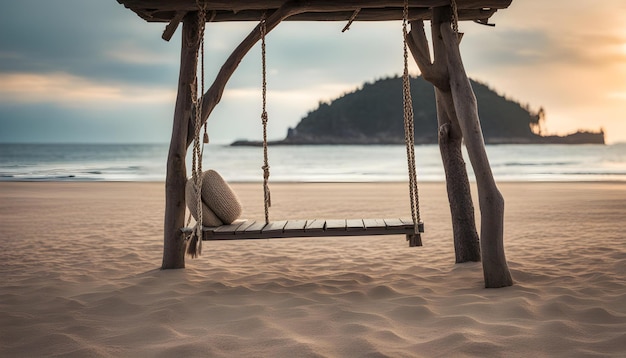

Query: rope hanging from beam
[[260, 14, 272, 225], [451, 0, 460, 36], [187, 2, 207, 258], [402, 0, 422, 241]]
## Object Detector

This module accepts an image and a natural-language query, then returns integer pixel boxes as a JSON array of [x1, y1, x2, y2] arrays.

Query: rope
[[260, 15, 271, 225], [187, 2, 207, 257], [402, 0, 421, 233], [450, 0, 460, 36]]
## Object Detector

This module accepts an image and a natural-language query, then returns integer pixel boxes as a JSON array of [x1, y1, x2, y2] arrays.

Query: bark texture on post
[[163, 1, 304, 269], [435, 91, 481, 262], [162, 13, 201, 269], [407, 15, 480, 263], [439, 14, 512, 288]]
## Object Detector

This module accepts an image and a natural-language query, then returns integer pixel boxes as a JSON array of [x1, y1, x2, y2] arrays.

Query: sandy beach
[[0, 181, 624, 357]]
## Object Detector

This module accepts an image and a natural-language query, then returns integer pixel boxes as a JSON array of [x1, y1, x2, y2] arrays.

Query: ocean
[[1, 143, 625, 182]]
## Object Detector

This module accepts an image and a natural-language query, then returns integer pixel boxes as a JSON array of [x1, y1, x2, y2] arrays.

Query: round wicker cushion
[[200, 170, 242, 224], [185, 178, 223, 227]]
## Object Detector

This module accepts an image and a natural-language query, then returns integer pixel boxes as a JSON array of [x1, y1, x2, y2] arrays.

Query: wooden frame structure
[[116, 0, 514, 288], [183, 219, 425, 240]]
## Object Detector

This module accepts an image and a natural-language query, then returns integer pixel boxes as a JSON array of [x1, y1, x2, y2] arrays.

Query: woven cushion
[[185, 178, 223, 227], [200, 170, 242, 224]]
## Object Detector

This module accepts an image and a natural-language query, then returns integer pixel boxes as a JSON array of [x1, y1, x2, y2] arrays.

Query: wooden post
[[407, 14, 480, 263], [438, 11, 513, 287], [162, 2, 304, 269], [162, 12, 201, 269]]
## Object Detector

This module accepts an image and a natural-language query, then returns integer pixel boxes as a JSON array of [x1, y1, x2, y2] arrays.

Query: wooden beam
[[135, 8, 497, 23], [206, 8, 494, 22], [162, 11, 186, 41], [162, 12, 201, 269], [119, 0, 513, 13], [185, 218, 424, 240], [117, 0, 512, 23]]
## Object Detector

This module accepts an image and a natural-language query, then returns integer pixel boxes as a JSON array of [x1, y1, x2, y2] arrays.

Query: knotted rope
[[451, 0, 460, 37], [402, 0, 421, 235], [187, 2, 207, 258], [260, 15, 272, 225]]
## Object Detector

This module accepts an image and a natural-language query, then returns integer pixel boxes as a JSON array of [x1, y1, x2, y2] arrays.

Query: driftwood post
[[162, 1, 307, 269], [407, 10, 480, 263], [438, 8, 513, 288], [162, 13, 201, 269], [408, 6, 512, 287]]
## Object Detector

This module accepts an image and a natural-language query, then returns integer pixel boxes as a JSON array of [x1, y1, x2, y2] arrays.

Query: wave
[[1, 143, 625, 182]]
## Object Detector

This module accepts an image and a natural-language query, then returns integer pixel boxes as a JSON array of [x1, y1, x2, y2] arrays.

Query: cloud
[[0, 72, 175, 108], [0, 0, 178, 85], [1, 0, 625, 143]]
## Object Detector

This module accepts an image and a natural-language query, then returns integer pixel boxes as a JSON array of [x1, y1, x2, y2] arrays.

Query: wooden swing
[[186, 1, 424, 247]]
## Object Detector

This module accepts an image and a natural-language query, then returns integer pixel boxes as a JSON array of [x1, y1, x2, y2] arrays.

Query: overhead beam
[[117, 0, 512, 22], [206, 8, 496, 22], [120, 0, 512, 13]]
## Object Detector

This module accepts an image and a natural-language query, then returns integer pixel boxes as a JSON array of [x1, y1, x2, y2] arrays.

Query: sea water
[[1, 143, 625, 182]]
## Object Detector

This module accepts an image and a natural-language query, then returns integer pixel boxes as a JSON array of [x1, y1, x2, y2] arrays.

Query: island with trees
[[232, 76, 604, 146]]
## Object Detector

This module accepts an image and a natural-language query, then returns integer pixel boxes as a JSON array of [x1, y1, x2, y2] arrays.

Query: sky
[[0, 0, 624, 144]]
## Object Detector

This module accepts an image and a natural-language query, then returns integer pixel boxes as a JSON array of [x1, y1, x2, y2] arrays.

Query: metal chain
[[260, 16, 271, 224], [402, 0, 421, 232]]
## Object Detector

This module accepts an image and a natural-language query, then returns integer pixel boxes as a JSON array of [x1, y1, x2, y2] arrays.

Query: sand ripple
[[1, 182, 625, 357]]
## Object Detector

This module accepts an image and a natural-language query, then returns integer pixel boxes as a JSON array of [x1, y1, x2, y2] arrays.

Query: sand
[[0, 181, 625, 357]]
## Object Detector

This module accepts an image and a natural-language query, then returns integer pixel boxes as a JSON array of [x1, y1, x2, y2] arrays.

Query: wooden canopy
[[117, 0, 512, 24], [116, 0, 514, 287]]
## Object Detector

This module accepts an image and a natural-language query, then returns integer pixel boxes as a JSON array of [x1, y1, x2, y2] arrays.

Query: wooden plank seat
[[183, 218, 424, 244]]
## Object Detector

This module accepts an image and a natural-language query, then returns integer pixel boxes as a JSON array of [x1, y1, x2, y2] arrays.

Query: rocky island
[[232, 76, 604, 146]]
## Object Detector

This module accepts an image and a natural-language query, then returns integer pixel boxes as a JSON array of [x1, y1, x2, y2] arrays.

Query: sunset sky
[[0, 0, 624, 144]]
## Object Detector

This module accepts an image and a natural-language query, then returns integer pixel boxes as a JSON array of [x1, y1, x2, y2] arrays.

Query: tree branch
[[407, 20, 449, 90], [187, 0, 309, 147]]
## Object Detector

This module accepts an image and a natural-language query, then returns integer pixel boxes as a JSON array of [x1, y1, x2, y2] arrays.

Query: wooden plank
[[118, 0, 513, 13], [384, 218, 405, 229], [363, 218, 386, 229], [213, 220, 245, 234], [262, 220, 287, 234], [119, 1, 511, 23], [325, 219, 346, 232], [346, 219, 365, 231], [235, 220, 257, 233], [200, 218, 424, 241], [400, 218, 425, 233], [244, 221, 267, 233], [305, 219, 325, 232], [284, 220, 307, 231]]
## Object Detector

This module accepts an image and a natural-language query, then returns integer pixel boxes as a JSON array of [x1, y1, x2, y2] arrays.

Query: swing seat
[[184, 218, 424, 246]]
